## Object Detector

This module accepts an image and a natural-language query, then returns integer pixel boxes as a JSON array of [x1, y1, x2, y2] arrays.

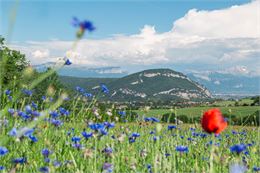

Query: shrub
[[161, 113, 175, 123]]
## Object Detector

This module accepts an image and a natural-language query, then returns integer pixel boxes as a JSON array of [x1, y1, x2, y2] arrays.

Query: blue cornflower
[[147, 164, 152, 173], [84, 93, 93, 97], [72, 143, 83, 150], [63, 96, 70, 101], [165, 153, 171, 157], [82, 131, 93, 139], [44, 158, 50, 163], [0, 166, 5, 170], [244, 151, 249, 155], [230, 144, 247, 154], [168, 125, 176, 130], [187, 137, 193, 141], [22, 89, 33, 96], [22, 114, 31, 121], [42, 148, 51, 158], [104, 122, 115, 129], [232, 130, 238, 135], [49, 97, 54, 102], [53, 160, 61, 167], [89, 123, 105, 131], [150, 130, 155, 134], [129, 133, 140, 143], [190, 128, 196, 131], [51, 119, 63, 127], [253, 166, 260, 172], [247, 143, 253, 147], [153, 136, 158, 142], [5, 89, 11, 95], [12, 157, 27, 164], [71, 136, 81, 143], [75, 86, 84, 93], [67, 128, 74, 136], [129, 138, 136, 143], [59, 107, 70, 116], [100, 84, 109, 94], [176, 146, 188, 153], [0, 147, 8, 156], [145, 117, 160, 123], [29, 135, 38, 142], [23, 128, 35, 137], [80, 20, 95, 32], [8, 108, 15, 115], [31, 102, 38, 109], [200, 133, 207, 138], [64, 58, 72, 65], [102, 163, 113, 173], [9, 127, 17, 136], [118, 111, 126, 117], [8, 95, 12, 100], [144, 117, 152, 122], [42, 96, 47, 101], [131, 133, 140, 138], [72, 17, 95, 32], [39, 166, 49, 173], [192, 132, 199, 137], [18, 110, 26, 117], [150, 117, 160, 123], [50, 111, 59, 118], [100, 128, 108, 136], [25, 105, 32, 114], [102, 147, 113, 155], [32, 110, 40, 117]]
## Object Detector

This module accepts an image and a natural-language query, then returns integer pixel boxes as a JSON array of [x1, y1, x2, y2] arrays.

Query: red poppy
[[201, 108, 227, 134]]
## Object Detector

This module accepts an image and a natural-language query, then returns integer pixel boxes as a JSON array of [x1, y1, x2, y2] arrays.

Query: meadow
[[135, 106, 260, 118], [0, 87, 259, 172]]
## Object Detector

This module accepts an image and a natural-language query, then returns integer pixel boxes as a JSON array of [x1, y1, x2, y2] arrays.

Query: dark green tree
[[0, 36, 68, 105], [0, 36, 29, 88]]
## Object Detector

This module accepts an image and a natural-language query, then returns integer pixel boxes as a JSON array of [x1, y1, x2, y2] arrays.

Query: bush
[[161, 113, 175, 123], [223, 111, 259, 126], [241, 110, 260, 126]]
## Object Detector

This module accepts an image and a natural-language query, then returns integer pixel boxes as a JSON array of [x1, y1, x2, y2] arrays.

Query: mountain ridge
[[60, 68, 212, 102]]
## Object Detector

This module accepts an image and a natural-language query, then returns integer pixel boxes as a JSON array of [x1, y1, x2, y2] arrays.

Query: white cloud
[[172, 0, 260, 38], [32, 49, 49, 58], [222, 66, 250, 75], [10, 0, 260, 75]]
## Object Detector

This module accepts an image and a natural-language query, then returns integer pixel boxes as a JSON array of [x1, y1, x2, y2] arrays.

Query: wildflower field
[[0, 86, 259, 172], [0, 11, 259, 173]]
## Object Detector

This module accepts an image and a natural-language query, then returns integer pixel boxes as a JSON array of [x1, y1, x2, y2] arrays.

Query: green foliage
[[251, 96, 260, 106], [0, 36, 67, 106], [0, 36, 29, 88], [32, 68, 66, 102], [161, 112, 175, 123]]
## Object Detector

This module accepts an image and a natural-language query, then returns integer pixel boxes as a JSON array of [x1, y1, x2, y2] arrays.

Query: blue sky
[[1, 0, 250, 41], [1, 0, 259, 76]]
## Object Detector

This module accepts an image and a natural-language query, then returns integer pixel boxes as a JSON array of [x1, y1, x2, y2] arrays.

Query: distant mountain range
[[60, 69, 212, 102], [36, 61, 259, 98], [187, 72, 260, 97]]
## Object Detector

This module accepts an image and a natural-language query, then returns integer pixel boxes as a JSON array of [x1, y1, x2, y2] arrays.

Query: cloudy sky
[[1, 0, 259, 76]]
